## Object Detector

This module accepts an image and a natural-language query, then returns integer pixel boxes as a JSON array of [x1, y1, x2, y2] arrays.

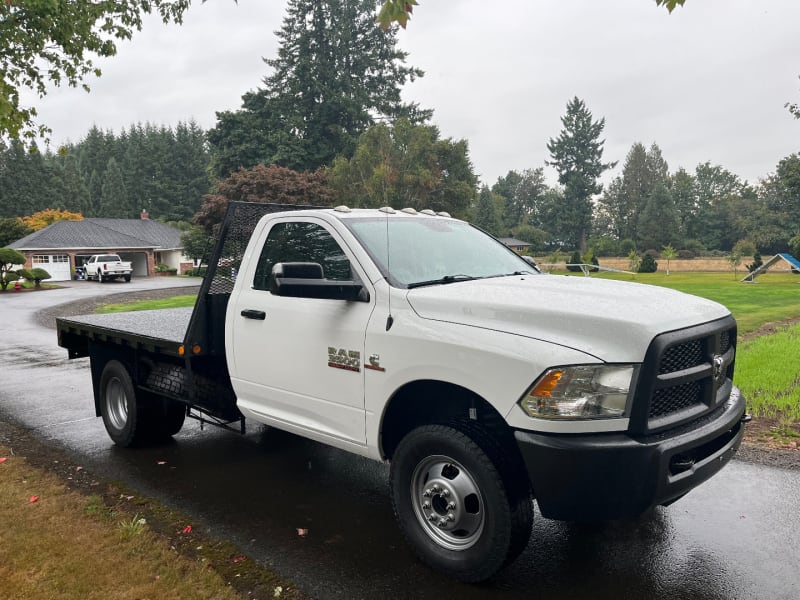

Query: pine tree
[[209, 0, 429, 176], [474, 185, 501, 235], [99, 157, 129, 217], [546, 97, 616, 251]]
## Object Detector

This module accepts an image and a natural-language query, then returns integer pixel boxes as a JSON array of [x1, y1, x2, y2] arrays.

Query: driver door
[[228, 218, 374, 447]]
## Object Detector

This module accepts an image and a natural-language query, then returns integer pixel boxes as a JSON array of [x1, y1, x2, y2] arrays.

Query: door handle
[[240, 309, 266, 320]]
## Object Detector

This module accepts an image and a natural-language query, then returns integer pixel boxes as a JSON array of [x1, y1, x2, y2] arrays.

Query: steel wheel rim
[[410, 454, 485, 550], [105, 377, 128, 431]]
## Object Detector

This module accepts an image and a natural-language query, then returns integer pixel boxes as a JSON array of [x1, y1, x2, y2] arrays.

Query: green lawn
[[735, 323, 800, 419], [97, 294, 198, 313], [572, 271, 800, 334]]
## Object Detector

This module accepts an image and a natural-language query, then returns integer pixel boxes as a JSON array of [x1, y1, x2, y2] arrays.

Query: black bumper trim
[[515, 386, 746, 521]]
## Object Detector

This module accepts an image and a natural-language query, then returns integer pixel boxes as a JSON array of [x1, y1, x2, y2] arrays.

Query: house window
[[32, 254, 69, 264]]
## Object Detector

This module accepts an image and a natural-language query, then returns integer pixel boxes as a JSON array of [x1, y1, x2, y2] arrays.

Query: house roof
[[499, 237, 532, 247], [9, 219, 183, 252]]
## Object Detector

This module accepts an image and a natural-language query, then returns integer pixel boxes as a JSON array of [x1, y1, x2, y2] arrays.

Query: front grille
[[633, 316, 737, 434], [658, 339, 703, 374], [650, 380, 702, 418]]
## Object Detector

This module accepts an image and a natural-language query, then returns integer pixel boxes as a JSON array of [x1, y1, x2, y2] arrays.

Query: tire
[[98, 271, 104, 283], [390, 424, 533, 582], [159, 400, 186, 437], [99, 359, 146, 446], [124, 275, 131, 282]]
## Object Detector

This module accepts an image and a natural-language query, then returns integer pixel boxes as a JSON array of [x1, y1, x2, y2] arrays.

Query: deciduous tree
[[194, 164, 335, 232], [329, 119, 476, 218], [1, 0, 191, 144], [21, 209, 83, 232]]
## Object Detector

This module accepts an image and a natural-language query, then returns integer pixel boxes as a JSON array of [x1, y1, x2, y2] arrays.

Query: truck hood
[[405, 274, 731, 362]]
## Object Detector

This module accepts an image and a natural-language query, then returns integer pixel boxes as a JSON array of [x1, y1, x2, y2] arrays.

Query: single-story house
[[9, 210, 192, 281], [499, 237, 532, 253]]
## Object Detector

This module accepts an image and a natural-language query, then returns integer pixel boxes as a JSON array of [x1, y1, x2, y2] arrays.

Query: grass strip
[[0, 444, 301, 599], [734, 323, 800, 420]]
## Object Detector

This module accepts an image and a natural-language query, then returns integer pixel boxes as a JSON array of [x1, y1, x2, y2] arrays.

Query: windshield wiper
[[406, 274, 479, 289]]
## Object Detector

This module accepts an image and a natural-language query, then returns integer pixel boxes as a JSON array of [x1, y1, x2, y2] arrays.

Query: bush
[[583, 250, 599, 272], [566, 251, 583, 272], [638, 253, 658, 273], [19, 267, 51, 287], [747, 252, 763, 273], [619, 239, 636, 255], [188, 267, 207, 277], [154, 263, 178, 275]]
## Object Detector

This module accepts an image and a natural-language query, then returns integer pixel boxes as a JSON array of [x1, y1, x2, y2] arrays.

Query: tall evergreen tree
[[58, 153, 88, 213], [208, 0, 428, 177], [99, 157, 129, 217], [474, 185, 502, 235], [637, 183, 680, 250], [669, 167, 696, 238], [687, 162, 743, 249], [546, 97, 616, 251]]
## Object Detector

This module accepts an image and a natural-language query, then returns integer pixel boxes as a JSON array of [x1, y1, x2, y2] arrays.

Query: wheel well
[[380, 380, 517, 462]]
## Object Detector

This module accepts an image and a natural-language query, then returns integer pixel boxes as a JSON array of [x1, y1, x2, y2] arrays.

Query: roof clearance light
[[420, 209, 435, 215], [401, 207, 417, 214], [192, 344, 202, 355], [334, 205, 352, 213], [178, 345, 185, 356], [436, 211, 451, 218]]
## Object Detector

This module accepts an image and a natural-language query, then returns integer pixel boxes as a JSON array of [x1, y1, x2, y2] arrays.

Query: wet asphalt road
[[1, 280, 799, 599]]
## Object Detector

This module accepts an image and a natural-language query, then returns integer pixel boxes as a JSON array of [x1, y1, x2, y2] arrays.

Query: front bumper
[[515, 386, 746, 521]]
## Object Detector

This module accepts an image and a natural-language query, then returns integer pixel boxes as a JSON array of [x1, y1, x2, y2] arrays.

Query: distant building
[[499, 237, 532, 253], [9, 210, 191, 281]]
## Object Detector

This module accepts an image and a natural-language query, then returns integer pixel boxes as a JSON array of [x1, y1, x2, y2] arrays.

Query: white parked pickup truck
[[56, 202, 747, 582], [84, 254, 133, 282]]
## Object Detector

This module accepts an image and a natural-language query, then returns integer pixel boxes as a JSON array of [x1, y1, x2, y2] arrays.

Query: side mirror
[[521, 255, 541, 272], [271, 262, 369, 302]]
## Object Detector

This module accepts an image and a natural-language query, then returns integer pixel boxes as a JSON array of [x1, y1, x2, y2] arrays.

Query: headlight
[[519, 365, 634, 419]]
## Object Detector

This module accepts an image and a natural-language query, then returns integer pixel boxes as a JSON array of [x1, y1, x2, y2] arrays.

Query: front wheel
[[390, 424, 533, 582]]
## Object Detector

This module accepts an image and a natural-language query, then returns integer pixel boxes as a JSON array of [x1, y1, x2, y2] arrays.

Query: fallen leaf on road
[[157, 461, 167, 465], [29, 496, 40, 503], [0, 457, 7, 463], [232, 556, 246, 563], [296, 528, 308, 537], [181, 525, 193, 534]]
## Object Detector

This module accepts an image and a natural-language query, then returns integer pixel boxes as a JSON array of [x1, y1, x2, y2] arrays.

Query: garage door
[[32, 254, 72, 282]]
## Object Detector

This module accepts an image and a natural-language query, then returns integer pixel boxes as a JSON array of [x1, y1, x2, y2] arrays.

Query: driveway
[[0, 280, 799, 599]]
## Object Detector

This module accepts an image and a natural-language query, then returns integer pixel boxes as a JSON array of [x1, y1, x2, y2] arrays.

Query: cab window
[[253, 222, 353, 291]]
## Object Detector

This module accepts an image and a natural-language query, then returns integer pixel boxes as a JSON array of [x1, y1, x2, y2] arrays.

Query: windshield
[[344, 216, 537, 288]]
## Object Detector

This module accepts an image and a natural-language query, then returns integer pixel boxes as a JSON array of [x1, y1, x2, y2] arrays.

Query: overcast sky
[[25, 0, 800, 188]]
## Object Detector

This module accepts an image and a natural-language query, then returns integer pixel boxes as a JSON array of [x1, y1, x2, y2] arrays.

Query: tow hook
[[740, 413, 752, 424]]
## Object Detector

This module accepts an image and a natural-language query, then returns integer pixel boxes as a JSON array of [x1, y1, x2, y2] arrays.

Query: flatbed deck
[[57, 307, 193, 358]]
